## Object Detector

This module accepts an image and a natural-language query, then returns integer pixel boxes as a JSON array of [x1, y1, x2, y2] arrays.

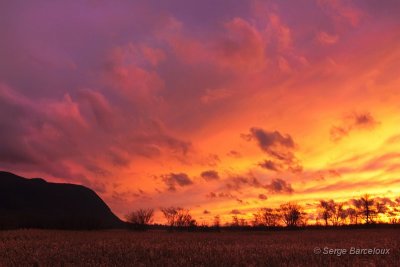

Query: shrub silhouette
[[126, 208, 154, 230], [161, 207, 196, 230]]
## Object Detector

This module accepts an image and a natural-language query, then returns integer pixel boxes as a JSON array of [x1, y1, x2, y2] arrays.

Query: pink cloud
[[216, 17, 266, 72], [316, 31, 339, 45], [200, 87, 232, 104], [157, 16, 211, 65], [46, 94, 88, 128], [77, 88, 114, 130], [267, 13, 293, 51], [105, 43, 165, 103], [0, 83, 190, 192], [1, 0, 400, 219], [140, 45, 166, 67], [278, 56, 292, 73], [318, 0, 363, 27]]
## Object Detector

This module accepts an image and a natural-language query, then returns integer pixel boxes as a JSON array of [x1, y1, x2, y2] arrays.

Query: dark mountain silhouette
[[0, 171, 124, 229]]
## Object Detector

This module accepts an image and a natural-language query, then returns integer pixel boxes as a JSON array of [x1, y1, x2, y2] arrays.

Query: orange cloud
[[1, 0, 400, 223], [330, 112, 379, 142]]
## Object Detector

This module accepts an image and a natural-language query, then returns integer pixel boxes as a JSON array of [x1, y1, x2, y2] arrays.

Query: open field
[[0, 229, 399, 266]]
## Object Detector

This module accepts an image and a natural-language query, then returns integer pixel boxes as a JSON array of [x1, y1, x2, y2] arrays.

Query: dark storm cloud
[[243, 127, 302, 173], [225, 173, 294, 195], [258, 194, 268, 200], [226, 175, 262, 190], [354, 112, 377, 126], [227, 150, 241, 158], [243, 128, 295, 151], [207, 192, 217, 198], [258, 160, 280, 172], [201, 170, 220, 181], [330, 112, 379, 142], [230, 209, 242, 215], [206, 191, 236, 200], [264, 178, 293, 194], [162, 172, 193, 192]]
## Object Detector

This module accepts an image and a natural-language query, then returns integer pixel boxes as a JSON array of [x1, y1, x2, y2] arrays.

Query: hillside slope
[[0, 171, 124, 229]]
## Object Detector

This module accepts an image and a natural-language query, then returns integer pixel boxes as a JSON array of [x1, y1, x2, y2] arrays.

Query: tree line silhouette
[[126, 194, 400, 231]]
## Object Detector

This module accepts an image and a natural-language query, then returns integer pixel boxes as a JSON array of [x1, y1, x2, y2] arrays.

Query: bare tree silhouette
[[345, 207, 359, 225], [239, 218, 248, 227], [279, 202, 305, 227], [127, 193, 399, 231], [374, 200, 389, 223], [161, 207, 196, 229], [318, 200, 347, 226], [359, 194, 375, 224], [213, 215, 221, 229], [126, 208, 154, 230], [231, 215, 239, 226], [253, 208, 280, 227], [319, 200, 334, 226], [331, 202, 347, 226]]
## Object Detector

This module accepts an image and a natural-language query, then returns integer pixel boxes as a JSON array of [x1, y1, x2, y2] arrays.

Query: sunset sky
[[1, 0, 400, 223]]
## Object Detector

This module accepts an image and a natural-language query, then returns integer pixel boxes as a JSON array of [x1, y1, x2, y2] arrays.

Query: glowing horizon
[[1, 0, 400, 224]]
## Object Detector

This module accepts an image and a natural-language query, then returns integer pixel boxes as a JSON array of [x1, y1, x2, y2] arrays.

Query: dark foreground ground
[[0, 228, 399, 266]]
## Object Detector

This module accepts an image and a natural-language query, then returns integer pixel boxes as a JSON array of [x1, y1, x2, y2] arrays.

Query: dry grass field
[[0, 229, 399, 266]]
